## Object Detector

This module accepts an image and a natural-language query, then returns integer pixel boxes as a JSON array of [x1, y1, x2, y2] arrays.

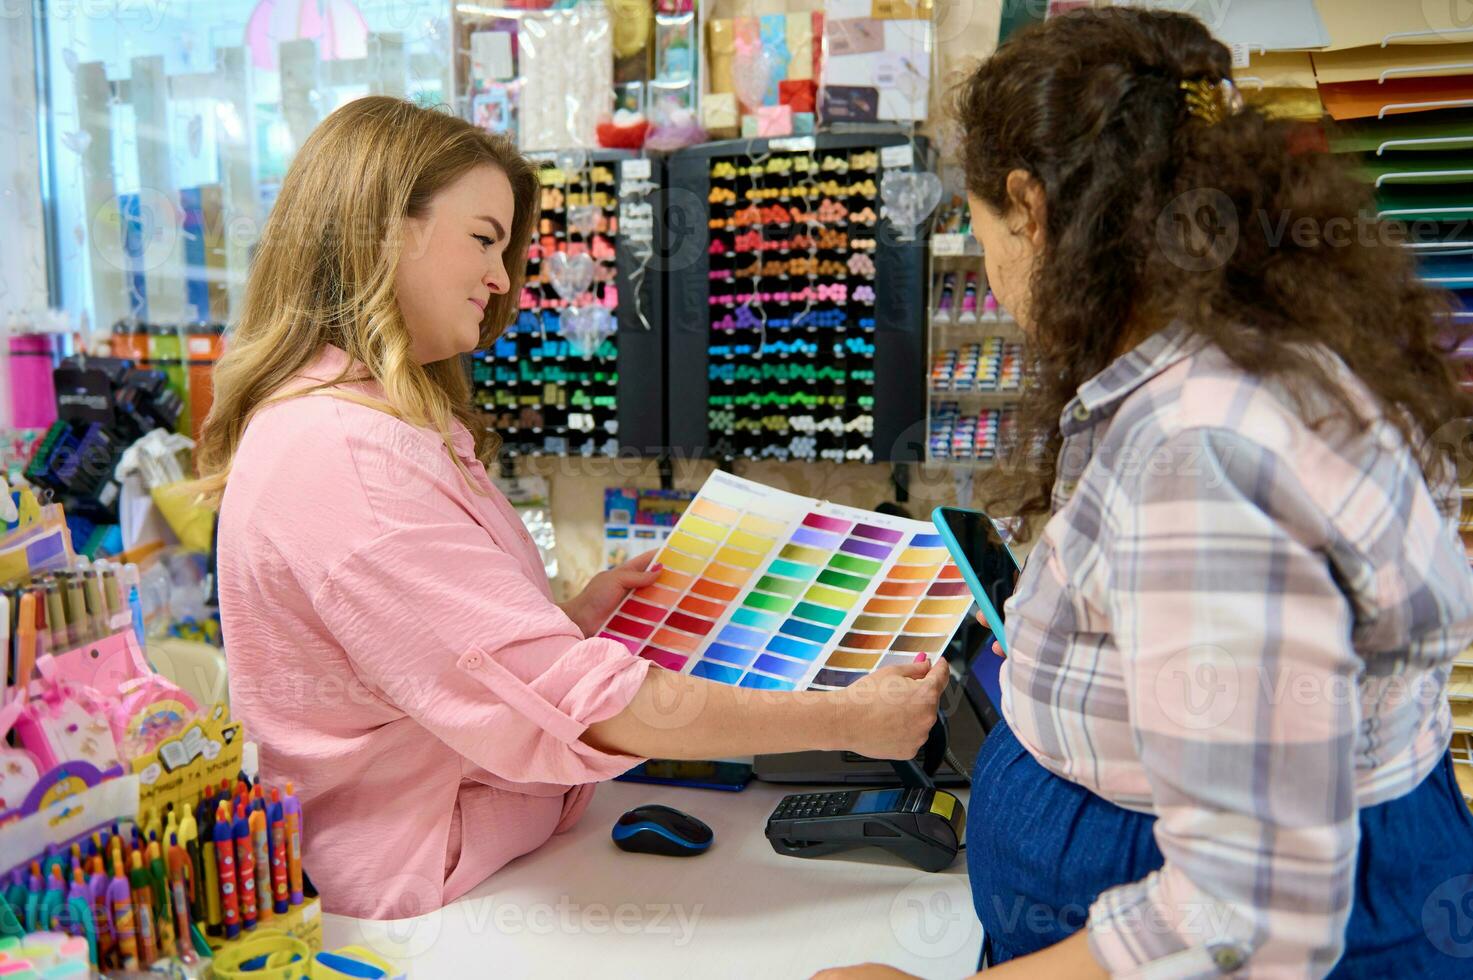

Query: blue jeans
[[967, 718, 1473, 976]]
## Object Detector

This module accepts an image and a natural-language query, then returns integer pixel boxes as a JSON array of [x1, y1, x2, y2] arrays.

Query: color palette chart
[[597, 472, 975, 691]]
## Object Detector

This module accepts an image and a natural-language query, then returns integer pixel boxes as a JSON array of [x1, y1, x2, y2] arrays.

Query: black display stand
[[663, 133, 929, 463]]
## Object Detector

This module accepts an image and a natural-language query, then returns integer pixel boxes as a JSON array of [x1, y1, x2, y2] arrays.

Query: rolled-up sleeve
[[1088, 427, 1361, 978], [312, 523, 651, 787]]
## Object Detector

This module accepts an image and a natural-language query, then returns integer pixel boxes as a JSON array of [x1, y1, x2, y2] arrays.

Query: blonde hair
[[194, 96, 538, 503]]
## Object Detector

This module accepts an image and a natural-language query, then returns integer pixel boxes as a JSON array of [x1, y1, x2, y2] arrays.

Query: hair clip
[[820, 155, 849, 174], [851, 180, 877, 198], [847, 253, 876, 277], [708, 239, 727, 256], [591, 237, 617, 261], [850, 150, 878, 171], [766, 157, 792, 175], [709, 186, 736, 205], [710, 161, 737, 179], [850, 236, 876, 251], [850, 206, 877, 226], [733, 259, 760, 278], [709, 217, 730, 230], [853, 284, 876, 303], [817, 283, 848, 303], [1181, 77, 1244, 125]]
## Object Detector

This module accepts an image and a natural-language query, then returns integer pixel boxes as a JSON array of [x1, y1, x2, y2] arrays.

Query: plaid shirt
[[1000, 323, 1473, 978]]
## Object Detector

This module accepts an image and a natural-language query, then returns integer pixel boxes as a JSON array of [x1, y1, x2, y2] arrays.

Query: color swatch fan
[[597, 472, 975, 691]]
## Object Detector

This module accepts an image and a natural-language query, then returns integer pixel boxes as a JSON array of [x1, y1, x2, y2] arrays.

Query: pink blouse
[[218, 345, 650, 919]]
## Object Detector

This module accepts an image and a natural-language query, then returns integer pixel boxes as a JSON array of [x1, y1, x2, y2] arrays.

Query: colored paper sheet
[[1237, 50, 1318, 90], [1313, 0, 1473, 51], [1419, 254, 1473, 289], [1329, 113, 1473, 154], [1124, 0, 1328, 50], [596, 471, 974, 691], [1359, 152, 1473, 185], [1320, 76, 1473, 121], [1245, 87, 1325, 121], [1312, 42, 1473, 85], [1376, 187, 1473, 222]]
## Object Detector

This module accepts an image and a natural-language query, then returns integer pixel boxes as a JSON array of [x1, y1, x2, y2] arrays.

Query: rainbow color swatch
[[597, 472, 975, 691]]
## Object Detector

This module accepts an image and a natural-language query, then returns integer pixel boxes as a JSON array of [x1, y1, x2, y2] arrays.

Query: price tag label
[[931, 233, 965, 256], [1230, 42, 1251, 69], [881, 144, 914, 169], [622, 158, 651, 180], [770, 136, 817, 152]]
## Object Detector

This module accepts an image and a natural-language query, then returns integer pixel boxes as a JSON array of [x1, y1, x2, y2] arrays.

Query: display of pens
[[4, 559, 141, 698], [1, 775, 309, 971]]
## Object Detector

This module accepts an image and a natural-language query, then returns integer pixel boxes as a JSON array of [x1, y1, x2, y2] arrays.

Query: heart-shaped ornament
[[545, 251, 595, 302], [561, 303, 617, 357], [555, 147, 590, 181], [880, 170, 944, 240], [567, 204, 600, 237], [733, 45, 782, 112]]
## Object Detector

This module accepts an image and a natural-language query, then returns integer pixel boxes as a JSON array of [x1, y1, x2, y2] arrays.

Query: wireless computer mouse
[[612, 804, 714, 857]]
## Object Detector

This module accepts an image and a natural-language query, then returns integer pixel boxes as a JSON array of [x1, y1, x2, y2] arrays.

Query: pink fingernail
[[651, 563, 664, 573], [914, 653, 928, 664]]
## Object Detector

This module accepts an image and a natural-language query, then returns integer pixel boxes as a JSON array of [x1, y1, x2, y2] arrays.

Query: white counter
[[322, 778, 982, 979]]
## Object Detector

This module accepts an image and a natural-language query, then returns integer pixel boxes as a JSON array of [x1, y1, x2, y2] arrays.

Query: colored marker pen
[[85, 855, 111, 969], [147, 838, 175, 958], [168, 835, 195, 964], [65, 867, 96, 967], [283, 781, 304, 905], [24, 861, 43, 932], [127, 851, 157, 964], [249, 808, 271, 922], [233, 801, 258, 929], [177, 803, 201, 917], [199, 798, 222, 934], [40, 867, 64, 932], [213, 801, 240, 938], [268, 789, 289, 914], [108, 854, 138, 971], [62, 574, 87, 648]]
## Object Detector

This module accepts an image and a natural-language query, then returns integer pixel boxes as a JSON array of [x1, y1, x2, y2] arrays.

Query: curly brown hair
[[954, 7, 1470, 529]]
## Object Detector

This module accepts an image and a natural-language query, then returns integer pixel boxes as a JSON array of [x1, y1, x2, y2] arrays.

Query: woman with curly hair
[[818, 8, 1473, 979]]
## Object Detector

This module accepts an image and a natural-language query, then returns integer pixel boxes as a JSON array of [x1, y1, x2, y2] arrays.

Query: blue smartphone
[[931, 506, 1020, 656]]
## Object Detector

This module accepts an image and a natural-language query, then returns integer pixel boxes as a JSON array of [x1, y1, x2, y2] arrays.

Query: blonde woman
[[197, 97, 947, 919]]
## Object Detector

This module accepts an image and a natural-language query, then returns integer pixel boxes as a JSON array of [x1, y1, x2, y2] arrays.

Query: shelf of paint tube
[[928, 404, 1017, 464], [930, 270, 1014, 328], [471, 151, 666, 458], [663, 133, 929, 464], [929, 338, 1023, 396]]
